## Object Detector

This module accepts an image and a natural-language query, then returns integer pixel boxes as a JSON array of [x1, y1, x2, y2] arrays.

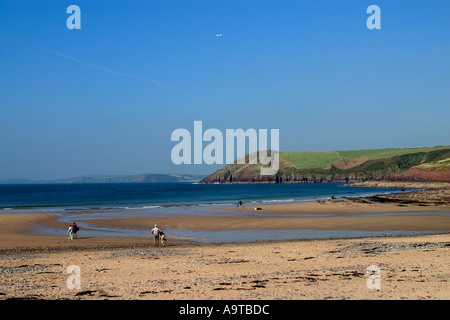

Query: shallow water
[[33, 222, 441, 243], [29, 205, 449, 243], [2, 182, 446, 243]]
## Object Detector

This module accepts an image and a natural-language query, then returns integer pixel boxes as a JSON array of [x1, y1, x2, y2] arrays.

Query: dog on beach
[[160, 231, 166, 246]]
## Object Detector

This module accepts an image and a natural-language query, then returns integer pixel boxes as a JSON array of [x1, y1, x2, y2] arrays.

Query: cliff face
[[200, 167, 392, 184], [391, 159, 450, 183], [391, 168, 450, 183], [200, 148, 450, 184]]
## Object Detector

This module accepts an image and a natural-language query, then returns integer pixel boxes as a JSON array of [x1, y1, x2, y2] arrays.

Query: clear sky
[[1, 0, 449, 180]]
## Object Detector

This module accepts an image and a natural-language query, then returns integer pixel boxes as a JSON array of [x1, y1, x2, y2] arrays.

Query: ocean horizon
[[0, 182, 405, 211]]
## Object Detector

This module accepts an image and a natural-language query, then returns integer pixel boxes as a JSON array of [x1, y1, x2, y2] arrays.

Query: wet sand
[[0, 221, 448, 300], [75, 189, 450, 233]]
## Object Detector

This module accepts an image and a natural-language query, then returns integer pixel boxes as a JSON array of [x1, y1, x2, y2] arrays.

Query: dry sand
[[0, 184, 449, 300]]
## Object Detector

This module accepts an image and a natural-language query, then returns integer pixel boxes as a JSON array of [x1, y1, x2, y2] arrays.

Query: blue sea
[[0, 182, 404, 210], [0, 182, 441, 242]]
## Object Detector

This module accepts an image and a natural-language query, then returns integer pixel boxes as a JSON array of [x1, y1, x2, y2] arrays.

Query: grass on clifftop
[[280, 151, 341, 169], [280, 146, 450, 170], [414, 158, 450, 170]]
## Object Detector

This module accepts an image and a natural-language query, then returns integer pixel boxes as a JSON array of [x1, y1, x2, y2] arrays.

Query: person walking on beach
[[72, 222, 79, 239], [67, 225, 73, 239], [67, 224, 74, 240], [151, 224, 162, 247]]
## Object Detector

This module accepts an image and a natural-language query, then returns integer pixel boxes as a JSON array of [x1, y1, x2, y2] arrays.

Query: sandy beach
[[0, 182, 449, 300]]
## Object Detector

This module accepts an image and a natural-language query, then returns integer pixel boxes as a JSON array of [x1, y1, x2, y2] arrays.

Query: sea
[[0, 182, 443, 243]]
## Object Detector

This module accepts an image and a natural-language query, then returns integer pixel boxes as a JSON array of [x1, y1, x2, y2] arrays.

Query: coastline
[[72, 181, 450, 236], [0, 181, 449, 250], [0, 182, 449, 300]]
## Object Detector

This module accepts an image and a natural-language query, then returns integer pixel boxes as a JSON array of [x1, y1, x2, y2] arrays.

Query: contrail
[[7, 38, 211, 101], [8, 38, 164, 88]]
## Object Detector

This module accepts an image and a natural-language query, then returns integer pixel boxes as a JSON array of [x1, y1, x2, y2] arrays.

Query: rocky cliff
[[200, 147, 450, 184]]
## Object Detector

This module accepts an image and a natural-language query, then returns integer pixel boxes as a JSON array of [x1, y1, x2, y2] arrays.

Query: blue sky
[[1, 0, 449, 180]]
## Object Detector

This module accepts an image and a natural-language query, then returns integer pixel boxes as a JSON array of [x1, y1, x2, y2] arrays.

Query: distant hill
[[200, 146, 450, 184], [0, 173, 205, 184]]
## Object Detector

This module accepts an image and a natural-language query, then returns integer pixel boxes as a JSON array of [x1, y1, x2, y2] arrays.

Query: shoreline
[[0, 182, 449, 300], [0, 181, 448, 251], [78, 182, 450, 239]]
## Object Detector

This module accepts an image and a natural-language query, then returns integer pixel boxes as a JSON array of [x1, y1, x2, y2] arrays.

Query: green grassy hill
[[414, 158, 450, 170], [201, 146, 450, 183], [280, 146, 450, 169], [280, 151, 341, 169]]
